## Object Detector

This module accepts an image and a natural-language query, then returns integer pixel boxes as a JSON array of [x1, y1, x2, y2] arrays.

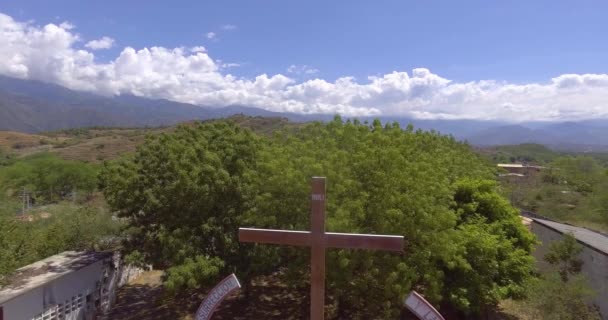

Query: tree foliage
[[0, 147, 15, 166], [0, 153, 98, 201], [509, 235, 601, 320], [0, 204, 121, 284], [99, 122, 269, 292], [544, 233, 583, 282], [100, 118, 536, 317]]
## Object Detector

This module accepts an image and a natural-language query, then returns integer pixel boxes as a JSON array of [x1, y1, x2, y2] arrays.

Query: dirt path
[[107, 271, 181, 320], [107, 271, 309, 320]]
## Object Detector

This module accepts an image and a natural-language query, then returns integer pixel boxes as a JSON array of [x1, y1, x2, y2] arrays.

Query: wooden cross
[[239, 177, 404, 320]]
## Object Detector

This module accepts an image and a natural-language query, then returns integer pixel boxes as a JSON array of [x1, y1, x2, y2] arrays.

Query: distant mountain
[[0, 75, 300, 132], [465, 125, 557, 146], [0, 76, 205, 132], [540, 121, 608, 146], [0, 75, 607, 151]]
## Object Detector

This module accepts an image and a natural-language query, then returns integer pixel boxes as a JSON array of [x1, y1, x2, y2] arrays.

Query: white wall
[[2, 259, 105, 320], [2, 287, 43, 320], [1, 252, 146, 320]]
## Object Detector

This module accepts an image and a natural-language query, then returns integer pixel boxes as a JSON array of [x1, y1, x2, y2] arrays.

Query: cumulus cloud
[[85, 36, 114, 50], [1, 12, 608, 121], [221, 24, 237, 30], [206, 32, 216, 40]]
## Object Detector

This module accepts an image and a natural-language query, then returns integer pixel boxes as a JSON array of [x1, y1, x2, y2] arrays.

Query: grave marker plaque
[[404, 291, 445, 320], [194, 273, 241, 320]]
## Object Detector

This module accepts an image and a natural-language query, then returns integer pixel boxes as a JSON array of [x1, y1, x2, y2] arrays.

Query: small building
[[497, 163, 545, 176], [528, 216, 608, 319], [0, 251, 128, 320]]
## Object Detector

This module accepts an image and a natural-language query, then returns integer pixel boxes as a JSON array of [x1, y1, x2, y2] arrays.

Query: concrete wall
[[531, 222, 608, 319], [1, 252, 145, 320], [1, 259, 105, 320]]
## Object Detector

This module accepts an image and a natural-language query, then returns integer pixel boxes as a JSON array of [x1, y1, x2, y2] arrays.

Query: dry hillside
[[0, 116, 299, 163]]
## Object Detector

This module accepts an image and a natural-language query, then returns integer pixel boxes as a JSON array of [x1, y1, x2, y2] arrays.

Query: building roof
[[532, 218, 608, 256], [497, 164, 546, 169], [0, 251, 112, 305], [497, 163, 524, 168]]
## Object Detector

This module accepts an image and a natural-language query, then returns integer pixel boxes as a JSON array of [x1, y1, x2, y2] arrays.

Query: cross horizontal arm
[[239, 228, 312, 247], [325, 232, 404, 251]]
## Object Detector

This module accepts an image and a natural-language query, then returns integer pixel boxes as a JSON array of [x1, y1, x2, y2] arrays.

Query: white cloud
[[221, 24, 237, 30], [287, 64, 319, 75], [85, 36, 114, 50], [59, 21, 74, 30], [220, 62, 240, 69], [190, 46, 207, 53], [1, 12, 608, 121], [206, 32, 216, 40]]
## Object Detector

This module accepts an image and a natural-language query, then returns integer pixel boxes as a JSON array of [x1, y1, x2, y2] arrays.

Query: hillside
[[0, 75, 296, 133], [476, 143, 562, 164], [0, 115, 298, 163]]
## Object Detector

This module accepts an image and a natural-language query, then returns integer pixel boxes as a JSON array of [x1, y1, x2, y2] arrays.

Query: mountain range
[[1, 75, 607, 151]]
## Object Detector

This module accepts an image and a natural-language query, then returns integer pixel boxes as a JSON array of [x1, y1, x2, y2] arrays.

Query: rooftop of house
[[0, 250, 112, 305], [497, 163, 524, 168], [532, 218, 608, 256], [497, 163, 546, 169]]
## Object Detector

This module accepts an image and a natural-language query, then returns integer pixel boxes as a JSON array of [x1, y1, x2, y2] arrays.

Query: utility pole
[[21, 187, 30, 215]]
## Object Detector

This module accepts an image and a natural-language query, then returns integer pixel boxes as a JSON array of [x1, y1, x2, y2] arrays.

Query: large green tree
[[100, 118, 536, 317], [99, 122, 272, 292], [252, 118, 534, 318]]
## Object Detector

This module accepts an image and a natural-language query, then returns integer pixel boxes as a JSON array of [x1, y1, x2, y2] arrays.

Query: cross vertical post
[[238, 177, 404, 320], [310, 177, 326, 320]]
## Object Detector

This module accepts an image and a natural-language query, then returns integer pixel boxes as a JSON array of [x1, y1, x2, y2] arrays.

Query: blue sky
[[1, 1, 608, 120]]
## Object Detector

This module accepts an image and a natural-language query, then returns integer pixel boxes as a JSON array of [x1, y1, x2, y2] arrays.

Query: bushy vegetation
[[100, 117, 535, 317], [504, 156, 608, 230], [0, 152, 120, 284], [505, 234, 600, 320], [0, 203, 122, 285], [487, 143, 561, 164], [0, 153, 98, 202], [0, 147, 15, 166]]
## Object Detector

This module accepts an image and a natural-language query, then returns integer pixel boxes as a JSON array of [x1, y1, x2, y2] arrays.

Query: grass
[[497, 299, 533, 320], [502, 175, 608, 232]]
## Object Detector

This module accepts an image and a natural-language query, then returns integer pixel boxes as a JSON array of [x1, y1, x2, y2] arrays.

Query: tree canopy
[[100, 117, 536, 317], [0, 153, 98, 202]]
